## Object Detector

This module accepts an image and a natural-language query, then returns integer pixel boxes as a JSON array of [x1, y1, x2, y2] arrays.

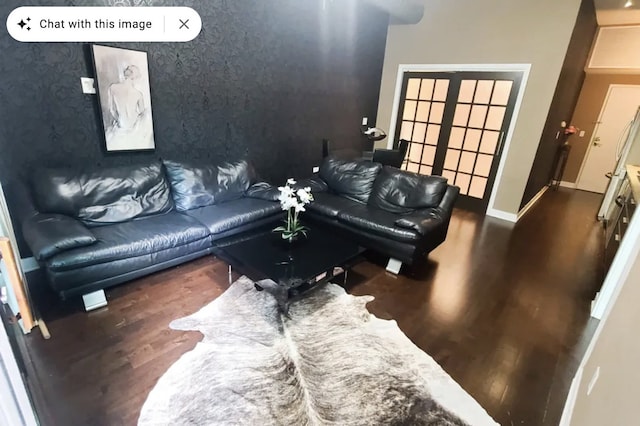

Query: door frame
[[387, 63, 531, 217], [575, 84, 640, 192], [0, 314, 38, 425]]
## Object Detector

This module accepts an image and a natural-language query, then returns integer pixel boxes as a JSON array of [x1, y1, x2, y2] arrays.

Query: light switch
[[81, 77, 96, 94], [362, 117, 368, 126], [561, 121, 567, 127], [579, 130, 586, 137]]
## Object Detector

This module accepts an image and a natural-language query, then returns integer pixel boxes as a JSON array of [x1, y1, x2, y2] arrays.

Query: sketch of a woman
[[105, 64, 154, 151]]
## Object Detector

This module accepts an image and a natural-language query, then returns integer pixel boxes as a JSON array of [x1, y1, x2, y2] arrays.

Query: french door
[[394, 71, 522, 212]]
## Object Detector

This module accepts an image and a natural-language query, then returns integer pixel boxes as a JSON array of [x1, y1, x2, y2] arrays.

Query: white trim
[[558, 180, 577, 189], [559, 366, 583, 426], [517, 185, 549, 220], [0, 307, 38, 425], [387, 63, 532, 216], [485, 208, 517, 223]]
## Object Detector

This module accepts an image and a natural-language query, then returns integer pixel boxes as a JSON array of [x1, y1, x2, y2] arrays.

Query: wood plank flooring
[[16, 188, 603, 426]]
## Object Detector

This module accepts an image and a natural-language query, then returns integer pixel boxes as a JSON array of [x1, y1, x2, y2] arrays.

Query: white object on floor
[[386, 258, 402, 274], [82, 290, 107, 311], [139, 277, 498, 425]]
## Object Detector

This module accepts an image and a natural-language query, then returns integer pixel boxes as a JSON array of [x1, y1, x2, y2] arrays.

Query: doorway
[[393, 71, 523, 212], [576, 84, 640, 194]]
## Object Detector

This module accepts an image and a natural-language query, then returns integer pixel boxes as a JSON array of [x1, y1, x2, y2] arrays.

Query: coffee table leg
[[228, 265, 232, 285], [343, 269, 348, 285]]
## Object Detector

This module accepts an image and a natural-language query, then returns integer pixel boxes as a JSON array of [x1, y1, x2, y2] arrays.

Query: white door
[[577, 85, 640, 193]]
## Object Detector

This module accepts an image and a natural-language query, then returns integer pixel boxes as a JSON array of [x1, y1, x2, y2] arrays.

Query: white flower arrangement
[[273, 178, 314, 242]]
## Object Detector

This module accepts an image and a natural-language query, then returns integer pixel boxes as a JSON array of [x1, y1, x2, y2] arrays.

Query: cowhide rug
[[139, 276, 497, 425]]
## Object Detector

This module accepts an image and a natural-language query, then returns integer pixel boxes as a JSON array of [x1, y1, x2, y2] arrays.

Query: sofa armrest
[[22, 213, 97, 260], [394, 209, 444, 236], [245, 182, 281, 202], [438, 185, 460, 216], [393, 185, 459, 236], [295, 176, 328, 193]]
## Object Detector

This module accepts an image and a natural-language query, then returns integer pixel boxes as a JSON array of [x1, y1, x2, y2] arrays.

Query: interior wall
[[563, 73, 640, 183], [0, 0, 388, 254], [520, 0, 598, 208], [567, 210, 640, 425], [375, 0, 582, 216]]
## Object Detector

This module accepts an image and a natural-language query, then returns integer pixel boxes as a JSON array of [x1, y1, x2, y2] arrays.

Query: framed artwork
[[91, 44, 155, 152]]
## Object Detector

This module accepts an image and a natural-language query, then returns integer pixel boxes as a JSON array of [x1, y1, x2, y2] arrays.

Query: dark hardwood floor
[[16, 188, 603, 426]]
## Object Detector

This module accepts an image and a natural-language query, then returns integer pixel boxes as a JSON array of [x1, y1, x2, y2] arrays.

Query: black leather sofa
[[20, 160, 283, 307], [305, 157, 459, 268], [17, 157, 458, 309]]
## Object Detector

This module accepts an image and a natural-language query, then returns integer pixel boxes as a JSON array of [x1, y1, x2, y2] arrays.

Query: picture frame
[[91, 44, 156, 152]]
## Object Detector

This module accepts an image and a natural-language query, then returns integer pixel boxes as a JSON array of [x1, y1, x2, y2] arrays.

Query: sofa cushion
[[47, 212, 210, 272], [319, 158, 382, 204], [394, 209, 445, 236], [295, 176, 329, 194], [245, 182, 280, 202], [368, 166, 449, 214], [22, 213, 97, 260], [337, 204, 420, 243], [307, 192, 360, 218], [32, 162, 173, 225], [46, 238, 212, 294], [164, 160, 256, 211], [185, 198, 281, 235]]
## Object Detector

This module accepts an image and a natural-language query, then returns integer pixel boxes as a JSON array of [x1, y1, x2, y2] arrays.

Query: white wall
[[375, 0, 582, 215], [588, 25, 640, 72], [563, 204, 640, 425], [0, 322, 38, 426], [0, 182, 29, 333]]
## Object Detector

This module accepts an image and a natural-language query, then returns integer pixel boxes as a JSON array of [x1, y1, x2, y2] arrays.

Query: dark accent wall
[[0, 0, 388, 253], [0, 1, 388, 181], [520, 0, 597, 209]]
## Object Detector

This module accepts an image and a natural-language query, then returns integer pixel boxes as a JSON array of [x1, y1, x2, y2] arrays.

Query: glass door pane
[[393, 71, 522, 213], [440, 79, 512, 200], [400, 76, 448, 176]]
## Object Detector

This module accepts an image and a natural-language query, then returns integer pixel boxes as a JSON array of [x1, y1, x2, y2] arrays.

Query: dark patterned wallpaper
[[0, 0, 388, 191]]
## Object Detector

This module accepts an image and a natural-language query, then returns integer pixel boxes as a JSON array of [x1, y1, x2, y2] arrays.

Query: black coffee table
[[213, 222, 365, 314]]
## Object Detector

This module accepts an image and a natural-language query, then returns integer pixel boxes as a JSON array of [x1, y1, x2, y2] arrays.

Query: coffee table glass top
[[213, 222, 365, 285]]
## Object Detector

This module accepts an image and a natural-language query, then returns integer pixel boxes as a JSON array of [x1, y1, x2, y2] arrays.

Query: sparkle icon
[[17, 19, 27, 29]]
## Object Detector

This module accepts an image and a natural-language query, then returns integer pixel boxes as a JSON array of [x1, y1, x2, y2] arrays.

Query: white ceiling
[[593, 0, 640, 25]]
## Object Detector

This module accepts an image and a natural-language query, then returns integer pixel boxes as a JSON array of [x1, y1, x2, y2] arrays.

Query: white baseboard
[[486, 208, 518, 223], [559, 366, 583, 426], [518, 186, 549, 220], [20, 257, 39, 273], [558, 180, 577, 189]]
